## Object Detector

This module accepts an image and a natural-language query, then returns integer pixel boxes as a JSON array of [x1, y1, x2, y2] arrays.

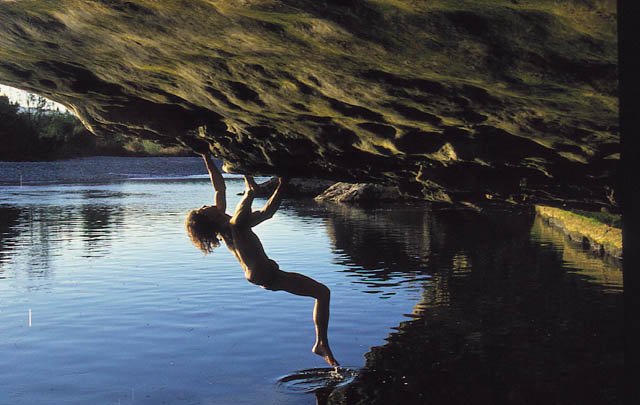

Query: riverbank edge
[[535, 205, 622, 260]]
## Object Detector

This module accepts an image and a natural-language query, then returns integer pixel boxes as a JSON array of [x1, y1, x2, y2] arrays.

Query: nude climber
[[185, 153, 339, 366]]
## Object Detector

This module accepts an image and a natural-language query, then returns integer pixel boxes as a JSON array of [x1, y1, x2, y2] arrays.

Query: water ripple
[[277, 367, 359, 394]]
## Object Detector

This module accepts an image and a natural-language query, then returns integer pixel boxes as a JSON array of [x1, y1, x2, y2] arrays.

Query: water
[[0, 157, 623, 404], [277, 368, 358, 394]]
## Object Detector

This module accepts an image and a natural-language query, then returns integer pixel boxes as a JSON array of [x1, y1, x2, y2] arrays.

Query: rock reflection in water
[[290, 202, 436, 296], [303, 204, 622, 404], [530, 215, 622, 293]]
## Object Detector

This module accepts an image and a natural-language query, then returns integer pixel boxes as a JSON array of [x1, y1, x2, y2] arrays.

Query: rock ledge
[[535, 205, 622, 259]]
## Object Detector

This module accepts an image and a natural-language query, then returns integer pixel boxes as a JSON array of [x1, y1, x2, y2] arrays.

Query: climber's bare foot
[[313, 341, 339, 367]]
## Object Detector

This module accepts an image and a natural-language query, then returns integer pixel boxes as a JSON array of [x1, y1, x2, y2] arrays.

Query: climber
[[185, 152, 339, 367]]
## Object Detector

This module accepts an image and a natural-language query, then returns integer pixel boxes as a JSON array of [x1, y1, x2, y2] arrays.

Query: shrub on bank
[[0, 95, 191, 161]]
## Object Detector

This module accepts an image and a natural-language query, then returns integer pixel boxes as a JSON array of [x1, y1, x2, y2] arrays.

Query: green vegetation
[[535, 205, 621, 258], [0, 94, 191, 161], [568, 208, 621, 228]]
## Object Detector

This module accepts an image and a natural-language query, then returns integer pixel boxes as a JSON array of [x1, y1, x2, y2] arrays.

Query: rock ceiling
[[0, 0, 619, 210]]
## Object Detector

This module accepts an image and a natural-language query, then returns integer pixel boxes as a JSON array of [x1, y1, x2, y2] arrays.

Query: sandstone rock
[[0, 1, 619, 211], [239, 177, 335, 198], [535, 205, 622, 259], [286, 178, 336, 197], [315, 182, 408, 203]]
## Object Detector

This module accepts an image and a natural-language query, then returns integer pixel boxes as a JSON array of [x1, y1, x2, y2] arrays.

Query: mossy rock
[[535, 205, 622, 258]]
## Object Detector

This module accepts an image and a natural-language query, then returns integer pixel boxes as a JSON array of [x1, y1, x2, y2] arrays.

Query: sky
[[0, 84, 68, 112]]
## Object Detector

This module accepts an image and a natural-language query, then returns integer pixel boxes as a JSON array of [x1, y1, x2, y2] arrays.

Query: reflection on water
[[530, 216, 622, 292], [0, 203, 123, 279], [79, 205, 123, 257], [288, 202, 434, 297], [0, 206, 21, 278], [332, 207, 622, 405], [0, 160, 623, 404]]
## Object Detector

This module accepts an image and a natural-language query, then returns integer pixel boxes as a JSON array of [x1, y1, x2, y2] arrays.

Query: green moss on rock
[[535, 205, 622, 259]]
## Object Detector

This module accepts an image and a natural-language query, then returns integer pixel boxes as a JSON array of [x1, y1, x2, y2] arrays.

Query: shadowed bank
[[284, 203, 622, 404]]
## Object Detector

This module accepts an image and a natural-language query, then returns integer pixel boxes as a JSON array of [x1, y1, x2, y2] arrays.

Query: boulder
[[315, 182, 408, 203], [239, 177, 335, 198]]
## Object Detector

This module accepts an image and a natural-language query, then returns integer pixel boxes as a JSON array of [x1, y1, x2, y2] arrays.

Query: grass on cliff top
[[568, 208, 621, 228], [536, 205, 621, 252]]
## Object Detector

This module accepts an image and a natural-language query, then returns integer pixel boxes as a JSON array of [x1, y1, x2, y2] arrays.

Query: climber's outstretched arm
[[248, 177, 289, 227], [201, 153, 226, 213]]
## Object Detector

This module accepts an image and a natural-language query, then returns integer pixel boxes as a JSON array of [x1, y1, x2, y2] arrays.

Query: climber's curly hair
[[185, 209, 225, 254]]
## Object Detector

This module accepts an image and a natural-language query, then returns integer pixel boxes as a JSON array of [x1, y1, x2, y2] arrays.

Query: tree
[[0, 95, 39, 160], [0, 90, 191, 160]]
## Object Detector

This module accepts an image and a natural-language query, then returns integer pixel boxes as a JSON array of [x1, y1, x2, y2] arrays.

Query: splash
[[276, 367, 359, 394]]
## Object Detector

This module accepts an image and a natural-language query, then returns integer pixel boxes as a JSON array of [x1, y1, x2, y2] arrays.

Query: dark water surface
[[0, 157, 623, 404]]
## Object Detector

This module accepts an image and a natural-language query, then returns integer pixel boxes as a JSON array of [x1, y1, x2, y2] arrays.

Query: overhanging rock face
[[0, 0, 619, 210]]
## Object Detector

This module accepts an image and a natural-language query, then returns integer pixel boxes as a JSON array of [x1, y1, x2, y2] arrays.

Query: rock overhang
[[0, 0, 619, 211]]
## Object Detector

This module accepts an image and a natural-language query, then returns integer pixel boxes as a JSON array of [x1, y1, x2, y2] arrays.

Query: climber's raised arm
[[201, 153, 226, 213], [248, 177, 289, 228]]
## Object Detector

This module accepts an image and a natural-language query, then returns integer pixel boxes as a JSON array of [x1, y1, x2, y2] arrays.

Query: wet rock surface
[[0, 0, 619, 210]]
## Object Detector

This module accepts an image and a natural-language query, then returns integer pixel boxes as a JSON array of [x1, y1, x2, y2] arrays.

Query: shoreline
[[535, 205, 622, 260]]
